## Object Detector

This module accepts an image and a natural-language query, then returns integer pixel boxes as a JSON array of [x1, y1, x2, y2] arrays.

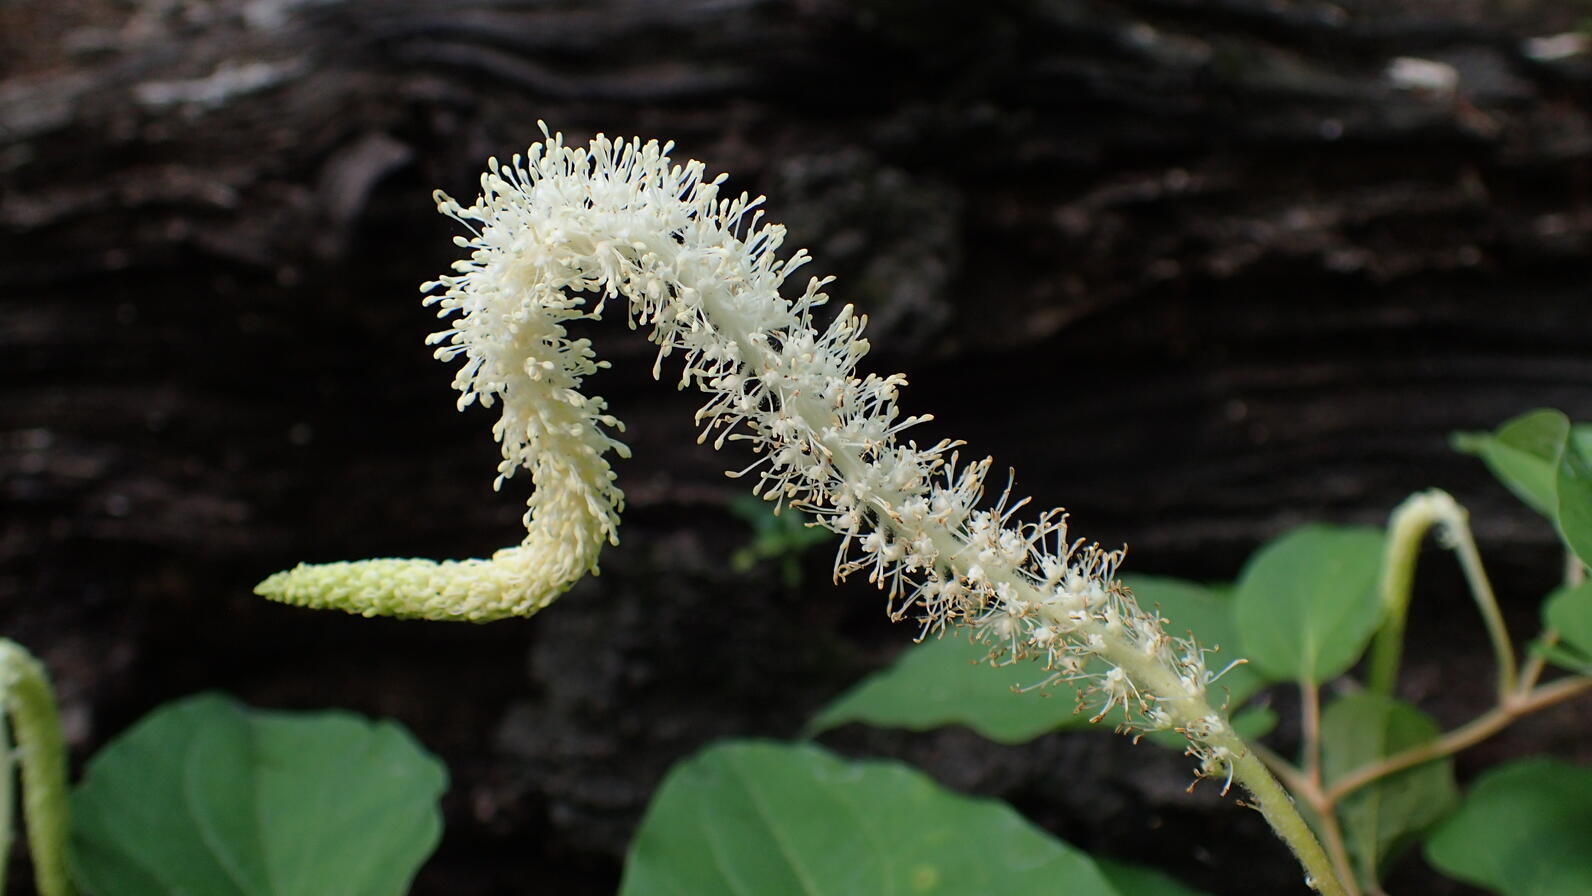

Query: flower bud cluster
[[257, 126, 1238, 757]]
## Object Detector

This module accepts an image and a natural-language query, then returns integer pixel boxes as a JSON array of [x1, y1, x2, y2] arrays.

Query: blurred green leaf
[[1233, 525, 1385, 684], [1320, 694, 1456, 888], [1457, 410, 1592, 576], [807, 630, 1087, 744], [809, 576, 1257, 745], [1453, 409, 1571, 517], [729, 494, 832, 586], [1576, 426, 1592, 457], [1095, 858, 1216, 896], [70, 694, 446, 896], [1224, 705, 1279, 741], [620, 740, 1119, 896], [1556, 434, 1592, 570], [1543, 581, 1592, 669], [1425, 759, 1592, 896]]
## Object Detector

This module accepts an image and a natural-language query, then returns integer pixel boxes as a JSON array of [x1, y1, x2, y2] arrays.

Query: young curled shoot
[[257, 126, 1347, 893]]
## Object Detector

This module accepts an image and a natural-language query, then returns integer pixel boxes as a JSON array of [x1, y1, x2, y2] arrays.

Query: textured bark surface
[[5, 1, 1592, 893]]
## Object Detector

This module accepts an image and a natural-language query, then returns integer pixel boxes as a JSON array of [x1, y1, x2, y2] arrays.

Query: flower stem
[[1227, 745, 1353, 896], [1300, 680, 1323, 789], [1443, 506, 1516, 699], [1, 709, 12, 896], [1312, 798, 1361, 896], [1249, 745, 1358, 895], [1367, 491, 1446, 696], [1107, 639, 1349, 894], [1365, 491, 1514, 700], [1325, 674, 1592, 804], [0, 640, 76, 896]]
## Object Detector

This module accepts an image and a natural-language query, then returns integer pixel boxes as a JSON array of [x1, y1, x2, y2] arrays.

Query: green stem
[[1300, 681, 1323, 788], [1521, 629, 1554, 692], [0, 640, 76, 896], [1367, 491, 1446, 696], [1296, 681, 1360, 895], [1326, 674, 1592, 804], [1109, 642, 1350, 895], [1366, 490, 1515, 700], [1, 709, 12, 896], [1312, 800, 1362, 896], [1227, 745, 1353, 896], [1249, 745, 1358, 896], [1443, 505, 1517, 698]]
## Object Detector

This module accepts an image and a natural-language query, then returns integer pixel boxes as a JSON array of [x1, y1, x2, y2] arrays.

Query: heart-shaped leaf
[[70, 693, 447, 896], [1320, 694, 1457, 887], [1233, 525, 1385, 684], [1425, 758, 1592, 896], [621, 740, 1120, 896]]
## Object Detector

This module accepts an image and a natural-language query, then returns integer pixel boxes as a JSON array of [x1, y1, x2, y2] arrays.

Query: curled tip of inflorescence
[[257, 124, 1234, 758], [254, 542, 594, 622]]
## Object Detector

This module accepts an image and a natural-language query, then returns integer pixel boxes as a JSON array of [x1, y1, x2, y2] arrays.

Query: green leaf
[[1425, 758, 1592, 896], [1574, 425, 1592, 459], [70, 693, 447, 896], [1226, 705, 1279, 741], [808, 576, 1256, 745], [620, 740, 1119, 896], [1456, 411, 1592, 567], [1095, 858, 1216, 896], [1556, 433, 1592, 569], [1233, 525, 1385, 684], [1453, 409, 1571, 517], [807, 631, 1086, 744], [1543, 581, 1592, 669], [729, 495, 832, 587], [1320, 694, 1457, 888]]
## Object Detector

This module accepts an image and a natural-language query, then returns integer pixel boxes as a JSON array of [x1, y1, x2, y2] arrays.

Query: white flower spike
[[260, 126, 1359, 895], [256, 124, 1228, 751]]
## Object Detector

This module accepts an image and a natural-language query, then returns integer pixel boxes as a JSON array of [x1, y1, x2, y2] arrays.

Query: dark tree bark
[[4, 1, 1592, 894]]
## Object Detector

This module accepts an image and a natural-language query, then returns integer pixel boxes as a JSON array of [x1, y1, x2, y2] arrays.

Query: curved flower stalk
[[0, 639, 75, 896], [258, 127, 1345, 893]]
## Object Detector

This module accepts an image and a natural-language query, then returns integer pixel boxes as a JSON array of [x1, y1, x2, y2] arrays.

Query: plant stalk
[[1227, 746, 1353, 896], [1, 709, 12, 896], [1300, 681, 1323, 789], [1443, 507, 1517, 698], [1107, 641, 1349, 895], [1325, 674, 1592, 804], [1366, 491, 1515, 699], [1367, 491, 1445, 695], [0, 640, 76, 896]]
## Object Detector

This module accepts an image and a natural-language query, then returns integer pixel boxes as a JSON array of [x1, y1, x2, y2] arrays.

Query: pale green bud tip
[[255, 544, 587, 622]]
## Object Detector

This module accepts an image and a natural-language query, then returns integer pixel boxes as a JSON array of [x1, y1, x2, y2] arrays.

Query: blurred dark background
[[4, 1, 1592, 893]]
